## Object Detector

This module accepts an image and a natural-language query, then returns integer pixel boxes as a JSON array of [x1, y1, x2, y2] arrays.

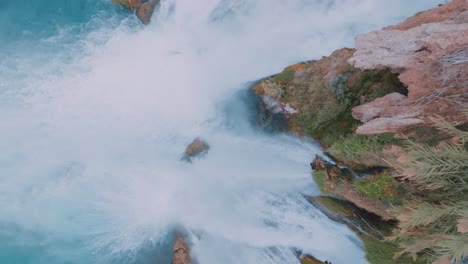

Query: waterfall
[[0, 0, 443, 263]]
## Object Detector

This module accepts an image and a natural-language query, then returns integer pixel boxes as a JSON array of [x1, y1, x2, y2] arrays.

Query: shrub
[[353, 172, 402, 205], [389, 116, 468, 264], [360, 234, 426, 264], [272, 70, 295, 84], [328, 134, 400, 161]]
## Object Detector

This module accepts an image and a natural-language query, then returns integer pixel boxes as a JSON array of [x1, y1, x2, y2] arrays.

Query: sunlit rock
[[349, 0, 468, 135], [181, 137, 210, 163]]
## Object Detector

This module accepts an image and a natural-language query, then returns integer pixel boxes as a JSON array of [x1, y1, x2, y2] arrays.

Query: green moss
[[287, 75, 349, 145], [272, 70, 295, 84], [259, 61, 406, 148], [315, 196, 354, 217], [353, 172, 394, 199], [300, 257, 325, 264], [351, 69, 407, 105], [312, 171, 327, 192], [359, 234, 426, 264], [289, 69, 405, 147], [328, 134, 401, 162], [353, 172, 403, 205]]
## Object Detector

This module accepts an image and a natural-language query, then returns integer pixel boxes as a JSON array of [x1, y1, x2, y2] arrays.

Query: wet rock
[[182, 138, 210, 162], [349, 0, 468, 135], [307, 196, 394, 240], [297, 253, 329, 264], [311, 155, 391, 218], [310, 155, 328, 171], [172, 233, 191, 264], [310, 155, 353, 181], [112, 0, 160, 24]]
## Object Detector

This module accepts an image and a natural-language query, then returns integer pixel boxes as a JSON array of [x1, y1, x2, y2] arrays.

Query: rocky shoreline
[[252, 1, 467, 263], [113, 0, 468, 263]]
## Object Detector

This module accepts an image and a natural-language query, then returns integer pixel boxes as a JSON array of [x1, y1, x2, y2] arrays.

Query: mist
[[0, 0, 443, 263]]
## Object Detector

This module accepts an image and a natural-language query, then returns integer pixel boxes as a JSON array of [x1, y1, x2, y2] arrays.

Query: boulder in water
[[182, 138, 210, 162], [112, 0, 160, 24], [172, 233, 191, 264], [296, 253, 329, 264], [310, 154, 352, 181]]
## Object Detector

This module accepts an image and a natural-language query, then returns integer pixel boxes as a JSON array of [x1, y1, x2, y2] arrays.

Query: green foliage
[[312, 171, 327, 192], [352, 69, 407, 105], [390, 116, 468, 263], [359, 234, 426, 264], [272, 70, 295, 84], [315, 196, 354, 217], [288, 75, 348, 145], [328, 134, 400, 161], [413, 125, 449, 146], [353, 172, 402, 205]]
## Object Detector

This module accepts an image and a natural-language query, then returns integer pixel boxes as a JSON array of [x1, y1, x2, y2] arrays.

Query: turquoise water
[[0, 0, 117, 43], [0, 1, 443, 263]]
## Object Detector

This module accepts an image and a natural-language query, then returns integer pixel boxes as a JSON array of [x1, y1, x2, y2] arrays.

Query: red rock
[[172, 233, 191, 264], [182, 138, 210, 162], [355, 117, 424, 135], [385, 0, 468, 31], [349, 0, 468, 135], [352, 92, 407, 122]]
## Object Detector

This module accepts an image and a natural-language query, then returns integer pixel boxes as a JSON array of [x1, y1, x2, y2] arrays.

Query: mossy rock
[[272, 70, 295, 84], [251, 49, 407, 148], [309, 196, 395, 240], [359, 234, 426, 264], [299, 255, 328, 264]]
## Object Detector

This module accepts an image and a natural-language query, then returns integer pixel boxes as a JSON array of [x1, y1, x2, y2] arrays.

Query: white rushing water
[[0, 0, 443, 263]]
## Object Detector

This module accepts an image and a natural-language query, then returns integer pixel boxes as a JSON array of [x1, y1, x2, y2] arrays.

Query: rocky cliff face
[[349, 0, 468, 135], [252, 48, 406, 146], [253, 0, 467, 141]]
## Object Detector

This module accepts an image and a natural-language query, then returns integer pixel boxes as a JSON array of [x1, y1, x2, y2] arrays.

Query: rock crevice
[[349, 0, 468, 135]]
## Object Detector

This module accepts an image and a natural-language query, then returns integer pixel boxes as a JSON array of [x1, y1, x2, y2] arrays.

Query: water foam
[[0, 0, 443, 263]]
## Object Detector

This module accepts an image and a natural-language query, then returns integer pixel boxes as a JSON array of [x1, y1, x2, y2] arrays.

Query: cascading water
[[0, 0, 443, 263]]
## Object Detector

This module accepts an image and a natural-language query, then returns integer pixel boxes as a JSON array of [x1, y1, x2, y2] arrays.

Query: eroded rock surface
[[252, 48, 407, 146], [172, 233, 191, 264], [311, 155, 390, 218], [349, 0, 468, 134]]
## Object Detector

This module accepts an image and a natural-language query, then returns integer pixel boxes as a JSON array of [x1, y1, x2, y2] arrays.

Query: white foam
[[0, 0, 444, 263]]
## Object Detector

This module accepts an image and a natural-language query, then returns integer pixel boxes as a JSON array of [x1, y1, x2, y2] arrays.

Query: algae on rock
[[252, 48, 407, 147]]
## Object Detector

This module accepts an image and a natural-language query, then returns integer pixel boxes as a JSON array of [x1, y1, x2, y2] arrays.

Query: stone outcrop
[[172, 233, 191, 264], [311, 155, 391, 218], [297, 254, 329, 264], [181, 138, 210, 162], [112, 0, 160, 24], [310, 155, 353, 182], [349, 0, 468, 135], [252, 48, 407, 146]]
